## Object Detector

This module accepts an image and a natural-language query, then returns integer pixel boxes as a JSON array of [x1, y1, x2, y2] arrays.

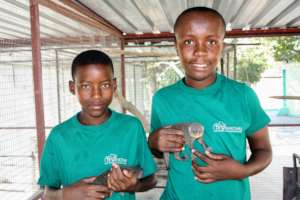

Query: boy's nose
[[91, 86, 102, 98], [194, 42, 207, 56]]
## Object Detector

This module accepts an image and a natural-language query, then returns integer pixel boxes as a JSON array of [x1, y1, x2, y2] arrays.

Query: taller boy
[[148, 7, 272, 200]]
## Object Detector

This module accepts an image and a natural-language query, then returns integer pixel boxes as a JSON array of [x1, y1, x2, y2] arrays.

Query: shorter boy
[[38, 50, 157, 200]]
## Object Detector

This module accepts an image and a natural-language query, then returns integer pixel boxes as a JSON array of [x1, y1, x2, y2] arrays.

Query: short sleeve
[[150, 94, 162, 133], [244, 85, 270, 136], [38, 132, 61, 188], [136, 122, 157, 177]]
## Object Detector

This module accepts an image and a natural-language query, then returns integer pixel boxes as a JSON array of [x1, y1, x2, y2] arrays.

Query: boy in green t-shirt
[[38, 50, 157, 200], [148, 7, 272, 200]]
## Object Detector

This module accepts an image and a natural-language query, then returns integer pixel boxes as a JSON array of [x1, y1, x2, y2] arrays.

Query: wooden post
[[30, 0, 46, 163], [233, 44, 237, 80], [120, 39, 126, 113]]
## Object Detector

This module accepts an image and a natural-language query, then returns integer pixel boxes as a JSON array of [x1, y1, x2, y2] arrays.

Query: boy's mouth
[[90, 103, 105, 110], [190, 63, 208, 71], [191, 63, 207, 68]]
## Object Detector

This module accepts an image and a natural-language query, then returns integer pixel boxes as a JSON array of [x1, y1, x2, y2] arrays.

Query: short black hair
[[174, 7, 226, 33], [71, 50, 114, 80]]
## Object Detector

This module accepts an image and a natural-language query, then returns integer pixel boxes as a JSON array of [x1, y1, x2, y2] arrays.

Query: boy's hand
[[148, 126, 185, 153], [62, 177, 111, 200], [192, 150, 246, 183], [107, 163, 139, 192]]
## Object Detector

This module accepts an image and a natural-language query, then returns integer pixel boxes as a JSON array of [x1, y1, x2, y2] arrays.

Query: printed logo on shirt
[[213, 121, 243, 133], [104, 153, 128, 165]]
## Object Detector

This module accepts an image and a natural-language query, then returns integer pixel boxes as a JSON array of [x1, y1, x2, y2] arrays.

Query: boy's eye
[[80, 84, 92, 89], [184, 39, 194, 45], [100, 83, 112, 89], [207, 40, 217, 46]]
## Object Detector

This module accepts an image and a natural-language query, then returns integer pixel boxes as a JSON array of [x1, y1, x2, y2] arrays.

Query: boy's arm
[[148, 129, 164, 158], [244, 126, 272, 176], [131, 174, 157, 192], [148, 127, 185, 158], [43, 187, 62, 200], [192, 126, 272, 183], [149, 95, 185, 158], [43, 177, 111, 200]]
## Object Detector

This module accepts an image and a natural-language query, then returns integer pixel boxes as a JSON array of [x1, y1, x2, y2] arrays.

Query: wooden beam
[[124, 27, 300, 43], [2, 27, 300, 49], [125, 32, 174, 43], [39, 0, 122, 38], [120, 39, 126, 113], [226, 27, 300, 37], [29, 0, 46, 164], [0, 35, 114, 48]]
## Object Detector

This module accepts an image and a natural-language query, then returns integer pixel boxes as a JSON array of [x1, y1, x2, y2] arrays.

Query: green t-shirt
[[151, 73, 270, 200], [38, 110, 157, 200]]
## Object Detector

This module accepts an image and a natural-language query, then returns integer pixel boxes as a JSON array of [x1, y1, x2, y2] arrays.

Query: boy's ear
[[113, 78, 117, 92], [69, 80, 75, 95], [221, 40, 225, 49], [174, 38, 179, 55]]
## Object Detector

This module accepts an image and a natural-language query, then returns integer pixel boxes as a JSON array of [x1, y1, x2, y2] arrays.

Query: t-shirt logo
[[213, 121, 243, 133], [104, 153, 128, 165]]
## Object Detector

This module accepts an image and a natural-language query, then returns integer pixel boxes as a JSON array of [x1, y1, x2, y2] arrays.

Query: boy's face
[[175, 12, 224, 88], [69, 64, 116, 124]]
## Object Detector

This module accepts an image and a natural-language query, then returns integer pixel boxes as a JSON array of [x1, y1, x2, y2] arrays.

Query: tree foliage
[[237, 58, 267, 84], [237, 43, 268, 84], [271, 36, 300, 62]]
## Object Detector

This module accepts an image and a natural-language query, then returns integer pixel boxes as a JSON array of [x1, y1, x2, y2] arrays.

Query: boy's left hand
[[107, 163, 139, 192], [192, 150, 246, 183]]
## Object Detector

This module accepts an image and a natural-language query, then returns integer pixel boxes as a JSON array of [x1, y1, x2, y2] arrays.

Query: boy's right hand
[[62, 177, 111, 200], [148, 126, 185, 153]]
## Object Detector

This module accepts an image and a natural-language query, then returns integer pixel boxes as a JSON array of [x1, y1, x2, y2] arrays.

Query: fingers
[[205, 151, 225, 160], [81, 176, 96, 184], [107, 164, 138, 192], [192, 150, 211, 164], [193, 168, 215, 183], [123, 169, 133, 178], [108, 164, 126, 191], [161, 141, 184, 152], [86, 187, 111, 199], [192, 160, 208, 173], [77, 184, 111, 200], [164, 127, 184, 136], [159, 128, 185, 152], [192, 149, 227, 163], [150, 126, 185, 153], [192, 160, 216, 183], [195, 177, 216, 183], [165, 133, 185, 145]]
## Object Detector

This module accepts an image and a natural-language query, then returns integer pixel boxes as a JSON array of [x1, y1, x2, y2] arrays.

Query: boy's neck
[[184, 73, 217, 89], [78, 109, 111, 126]]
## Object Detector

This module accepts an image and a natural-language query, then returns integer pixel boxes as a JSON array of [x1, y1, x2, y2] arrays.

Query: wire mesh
[[0, 40, 39, 199], [0, 1, 122, 199]]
